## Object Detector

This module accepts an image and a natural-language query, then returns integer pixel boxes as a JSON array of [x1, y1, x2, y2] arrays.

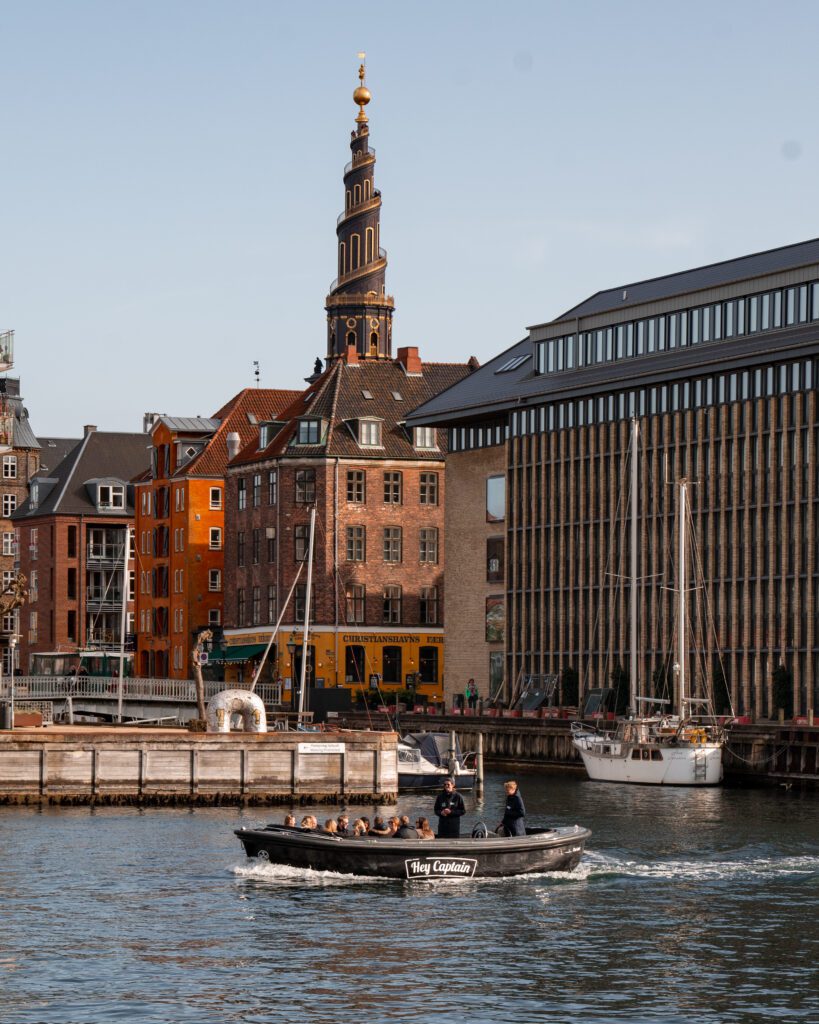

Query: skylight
[[362, 389, 374, 399], [495, 354, 532, 374], [391, 391, 403, 401]]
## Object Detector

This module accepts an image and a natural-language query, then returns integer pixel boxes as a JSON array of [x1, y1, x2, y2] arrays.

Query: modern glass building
[[409, 238, 819, 719]]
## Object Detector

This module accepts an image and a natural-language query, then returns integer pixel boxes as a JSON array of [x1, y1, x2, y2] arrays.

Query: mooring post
[[476, 731, 484, 798], [449, 730, 457, 774]]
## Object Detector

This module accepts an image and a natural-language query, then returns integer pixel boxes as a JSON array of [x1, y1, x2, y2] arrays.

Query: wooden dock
[[0, 726, 398, 806]]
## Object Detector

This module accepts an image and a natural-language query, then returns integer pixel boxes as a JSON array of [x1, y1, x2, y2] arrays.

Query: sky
[[2, 0, 818, 436]]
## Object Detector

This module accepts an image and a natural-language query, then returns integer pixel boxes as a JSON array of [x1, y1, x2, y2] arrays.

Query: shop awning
[[210, 643, 269, 663]]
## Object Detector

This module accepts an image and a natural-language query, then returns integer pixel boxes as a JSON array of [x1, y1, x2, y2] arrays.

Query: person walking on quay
[[497, 780, 526, 837], [434, 777, 465, 838], [467, 679, 478, 711]]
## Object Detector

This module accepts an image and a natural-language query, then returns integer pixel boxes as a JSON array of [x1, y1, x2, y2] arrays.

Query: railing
[[328, 251, 387, 294], [337, 194, 381, 226], [0, 676, 282, 706], [325, 290, 394, 309], [344, 147, 376, 175]]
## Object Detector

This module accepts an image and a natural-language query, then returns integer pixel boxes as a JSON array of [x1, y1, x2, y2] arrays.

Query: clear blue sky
[[2, 0, 818, 435]]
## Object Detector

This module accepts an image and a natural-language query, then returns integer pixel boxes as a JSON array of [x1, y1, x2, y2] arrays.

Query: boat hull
[[398, 770, 475, 791], [573, 736, 723, 785], [235, 824, 590, 879]]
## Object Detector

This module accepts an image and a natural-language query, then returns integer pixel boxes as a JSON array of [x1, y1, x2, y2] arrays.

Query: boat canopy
[[401, 732, 464, 767]]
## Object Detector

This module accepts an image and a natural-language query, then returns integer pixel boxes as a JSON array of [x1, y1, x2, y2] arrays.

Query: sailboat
[[571, 421, 725, 786]]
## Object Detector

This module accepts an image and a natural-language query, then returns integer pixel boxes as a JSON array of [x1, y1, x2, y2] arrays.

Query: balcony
[[343, 147, 376, 175], [86, 546, 123, 569], [325, 289, 394, 310], [86, 588, 124, 611]]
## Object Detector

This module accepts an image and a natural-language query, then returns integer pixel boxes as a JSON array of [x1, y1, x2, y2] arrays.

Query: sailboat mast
[[297, 505, 317, 720], [629, 419, 638, 715], [677, 479, 687, 714]]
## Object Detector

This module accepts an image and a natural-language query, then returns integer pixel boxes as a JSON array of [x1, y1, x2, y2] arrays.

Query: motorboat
[[397, 731, 476, 790], [235, 822, 590, 880]]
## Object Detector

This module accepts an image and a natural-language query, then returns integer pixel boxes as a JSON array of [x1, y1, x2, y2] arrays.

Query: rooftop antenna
[[253, 360, 260, 387]]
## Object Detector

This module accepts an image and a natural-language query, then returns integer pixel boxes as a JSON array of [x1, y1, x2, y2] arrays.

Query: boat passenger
[[300, 814, 318, 830], [415, 817, 435, 840], [360, 815, 371, 833], [352, 818, 368, 836], [497, 780, 526, 837], [434, 778, 465, 838], [283, 814, 297, 827], [368, 816, 391, 836], [386, 815, 401, 835], [323, 819, 338, 833], [393, 814, 419, 839], [337, 815, 350, 835]]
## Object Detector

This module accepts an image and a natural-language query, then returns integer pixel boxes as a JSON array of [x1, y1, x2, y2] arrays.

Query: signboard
[[369, 673, 381, 689], [404, 857, 478, 880], [297, 742, 346, 754], [199, 652, 208, 665]]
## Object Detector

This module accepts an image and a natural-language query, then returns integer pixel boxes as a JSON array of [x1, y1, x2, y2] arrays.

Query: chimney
[[345, 342, 359, 365], [396, 346, 422, 375], [143, 412, 161, 433], [226, 431, 241, 462], [84, 424, 97, 437]]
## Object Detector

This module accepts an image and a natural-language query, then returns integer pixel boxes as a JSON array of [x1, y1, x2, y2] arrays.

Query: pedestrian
[[433, 777, 465, 838], [496, 780, 526, 837], [467, 679, 478, 710]]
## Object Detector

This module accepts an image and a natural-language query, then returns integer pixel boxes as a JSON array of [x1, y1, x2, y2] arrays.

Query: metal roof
[[157, 416, 220, 433]]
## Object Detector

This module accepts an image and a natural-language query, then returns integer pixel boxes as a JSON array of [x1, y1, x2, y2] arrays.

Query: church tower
[[325, 58, 395, 362]]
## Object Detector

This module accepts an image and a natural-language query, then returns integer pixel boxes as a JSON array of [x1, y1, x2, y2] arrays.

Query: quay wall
[[0, 727, 398, 806]]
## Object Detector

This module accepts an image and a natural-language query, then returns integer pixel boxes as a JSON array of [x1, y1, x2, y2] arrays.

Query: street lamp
[[9, 636, 17, 732]]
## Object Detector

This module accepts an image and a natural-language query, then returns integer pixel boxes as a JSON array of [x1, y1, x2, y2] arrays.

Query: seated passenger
[[300, 814, 317, 830], [283, 814, 297, 827], [368, 815, 391, 836], [336, 815, 350, 835], [352, 818, 368, 836], [386, 815, 401, 836], [323, 819, 338, 833], [415, 817, 435, 840], [393, 814, 419, 839]]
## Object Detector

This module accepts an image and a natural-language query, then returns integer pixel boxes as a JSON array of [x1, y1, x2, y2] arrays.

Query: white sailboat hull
[[573, 735, 723, 786]]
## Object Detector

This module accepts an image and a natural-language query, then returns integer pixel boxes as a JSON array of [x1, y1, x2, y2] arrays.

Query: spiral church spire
[[325, 57, 395, 362]]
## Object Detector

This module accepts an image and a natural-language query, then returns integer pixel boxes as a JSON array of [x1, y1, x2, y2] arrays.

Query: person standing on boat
[[434, 778, 465, 838], [497, 780, 526, 837]]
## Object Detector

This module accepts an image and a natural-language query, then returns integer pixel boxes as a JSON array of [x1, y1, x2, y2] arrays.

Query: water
[[1, 774, 817, 1024]]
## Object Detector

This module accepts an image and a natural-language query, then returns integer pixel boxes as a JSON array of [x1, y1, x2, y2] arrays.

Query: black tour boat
[[235, 822, 590, 880]]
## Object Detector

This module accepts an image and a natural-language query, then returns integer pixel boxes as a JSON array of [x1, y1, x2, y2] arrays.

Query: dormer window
[[30, 483, 39, 510], [359, 420, 382, 447], [98, 484, 125, 510], [413, 426, 437, 450], [297, 419, 321, 445], [259, 424, 270, 448]]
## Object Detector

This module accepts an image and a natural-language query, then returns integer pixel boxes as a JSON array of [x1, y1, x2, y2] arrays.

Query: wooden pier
[[0, 726, 398, 806]]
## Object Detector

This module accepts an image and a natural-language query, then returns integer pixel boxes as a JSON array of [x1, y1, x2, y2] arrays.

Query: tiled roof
[[180, 388, 301, 477], [36, 437, 82, 475], [230, 358, 474, 466], [551, 236, 819, 323]]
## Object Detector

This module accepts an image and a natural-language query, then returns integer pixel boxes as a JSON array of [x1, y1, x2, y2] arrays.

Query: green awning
[[212, 643, 269, 663]]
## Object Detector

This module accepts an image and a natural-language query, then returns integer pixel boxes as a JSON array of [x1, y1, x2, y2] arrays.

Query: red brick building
[[221, 65, 475, 702], [12, 426, 149, 676], [133, 389, 298, 678]]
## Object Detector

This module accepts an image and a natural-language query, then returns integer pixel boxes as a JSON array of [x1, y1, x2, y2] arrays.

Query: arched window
[[354, 183, 361, 205], [339, 241, 346, 277], [346, 330, 356, 349], [364, 178, 371, 200], [345, 189, 351, 211], [365, 226, 374, 263], [351, 234, 360, 270], [370, 332, 378, 356]]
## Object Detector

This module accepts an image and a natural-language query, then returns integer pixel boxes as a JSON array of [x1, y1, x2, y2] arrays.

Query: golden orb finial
[[354, 52, 370, 124]]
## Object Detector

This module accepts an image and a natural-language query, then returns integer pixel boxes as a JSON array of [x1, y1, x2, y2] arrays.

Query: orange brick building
[[134, 389, 298, 678]]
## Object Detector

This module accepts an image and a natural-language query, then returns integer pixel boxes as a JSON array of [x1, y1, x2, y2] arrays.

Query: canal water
[[0, 773, 817, 1024]]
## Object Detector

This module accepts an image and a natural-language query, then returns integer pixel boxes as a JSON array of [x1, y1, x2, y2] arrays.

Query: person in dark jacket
[[433, 778, 466, 838], [393, 814, 419, 839], [497, 780, 526, 836]]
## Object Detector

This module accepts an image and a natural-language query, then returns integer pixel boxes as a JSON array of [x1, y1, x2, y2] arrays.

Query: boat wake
[[578, 849, 819, 884]]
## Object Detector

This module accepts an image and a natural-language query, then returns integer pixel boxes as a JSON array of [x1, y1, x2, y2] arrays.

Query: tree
[[772, 663, 793, 720], [560, 666, 579, 709], [610, 663, 629, 717]]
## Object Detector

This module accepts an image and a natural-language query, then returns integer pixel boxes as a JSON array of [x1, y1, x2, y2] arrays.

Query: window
[[382, 646, 402, 684], [237, 588, 246, 626], [208, 608, 221, 626], [252, 528, 261, 564], [267, 585, 277, 624], [383, 585, 401, 624], [238, 479, 247, 510], [2, 494, 16, 518], [345, 583, 366, 623], [420, 586, 439, 625], [413, 426, 436, 449], [268, 470, 278, 505], [346, 525, 365, 561], [29, 527, 38, 561], [419, 645, 439, 683], [383, 527, 402, 563], [209, 569, 221, 592], [252, 473, 261, 507], [2, 455, 16, 479], [347, 470, 365, 503], [209, 487, 221, 510], [98, 484, 125, 510], [295, 469, 316, 503], [419, 527, 438, 564], [294, 584, 306, 623], [237, 531, 245, 566], [29, 483, 38, 509], [359, 420, 382, 446], [267, 528, 276, 563], [295, 524, 310, 561], [487, 537, 504, 582], [384, 471, 402, 504], [486, 475, 506, 522], [419, 472, 438, 505], [29, 570, 38, 603], [252, 586, 261, 625], [2, 532, 14, 556], [28, 610, 38, 644], [209, 527, 222, 550], [345, 645, 366, 683], [297, 419, 321, 444]]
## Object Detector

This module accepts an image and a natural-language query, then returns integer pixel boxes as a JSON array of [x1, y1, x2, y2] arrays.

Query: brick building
[[13, 425, 149, 676], [133, 389, 299, 679], [221, 64, 474, 702], [409, 238, 819, 720]]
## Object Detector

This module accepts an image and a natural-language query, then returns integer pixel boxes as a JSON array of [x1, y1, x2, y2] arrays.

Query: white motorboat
[[397, 732, 476, 790]]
